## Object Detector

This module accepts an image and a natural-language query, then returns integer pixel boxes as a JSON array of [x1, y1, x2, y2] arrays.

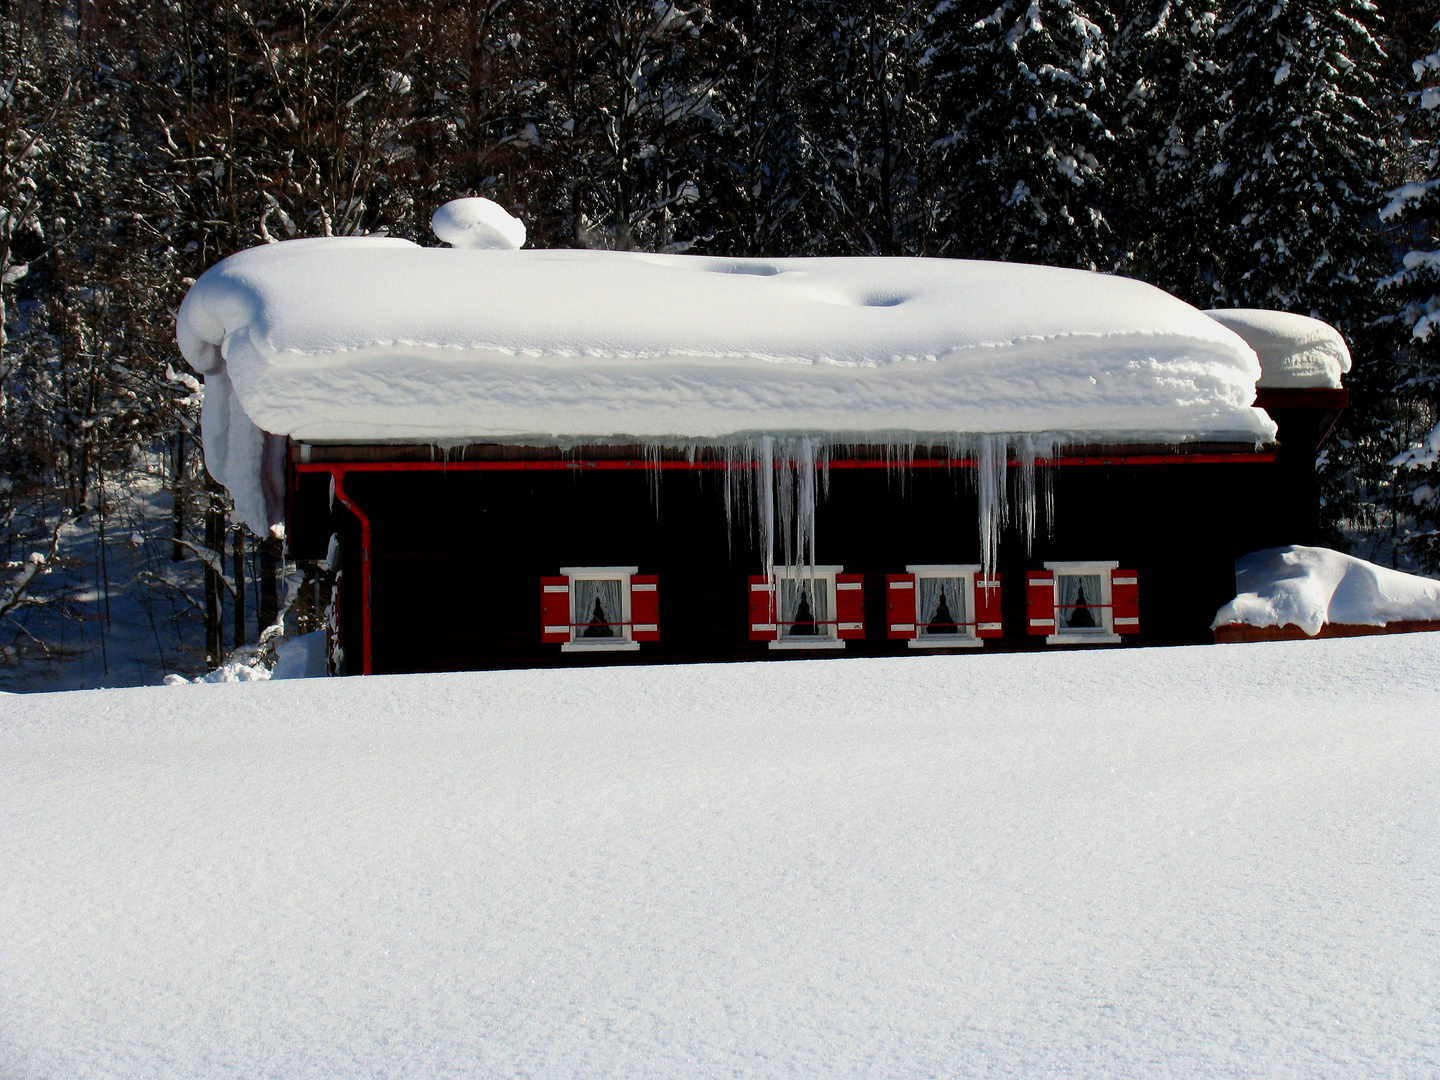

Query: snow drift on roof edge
[[177, 238, 1278, 533], [1203, 309, 1350, 389]]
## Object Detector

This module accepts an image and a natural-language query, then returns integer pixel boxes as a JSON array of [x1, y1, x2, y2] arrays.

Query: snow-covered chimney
[[431, 197, 526, 250]]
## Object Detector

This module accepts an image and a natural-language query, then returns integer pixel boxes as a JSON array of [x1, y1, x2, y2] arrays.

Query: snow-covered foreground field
[[3, 638, 1438, 1079]]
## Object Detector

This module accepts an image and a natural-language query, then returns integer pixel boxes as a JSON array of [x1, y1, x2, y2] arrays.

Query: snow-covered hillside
[[3, 637, 1438, 1078]]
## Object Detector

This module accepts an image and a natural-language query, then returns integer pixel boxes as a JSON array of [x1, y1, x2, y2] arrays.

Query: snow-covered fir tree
[[1382, 6, 1440, 568], [791, 0, 935, 255], [1110, 0, 1226, 297], [533, 0, 729, 253], [1210, 0, 1387, 318], [926, 0, 1116, 269]]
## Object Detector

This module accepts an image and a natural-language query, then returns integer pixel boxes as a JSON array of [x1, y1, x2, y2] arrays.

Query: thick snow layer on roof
[[1204, 308, 1351, 389], [178, 239, 1269, 445], [1213, 545, 1440, 635], [178, 239, 1277, 530], [4, 637, 1440, 1077]]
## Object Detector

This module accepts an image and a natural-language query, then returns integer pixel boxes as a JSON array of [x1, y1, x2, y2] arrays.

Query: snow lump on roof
[[1204, 308, 1350, 389]]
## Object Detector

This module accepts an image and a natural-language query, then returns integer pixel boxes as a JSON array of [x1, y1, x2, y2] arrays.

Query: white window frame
[[770, 564, 847, 650], [1045, 560, 1121, 646], [559, 566, 640, 652], [905, 564, 984, 649]]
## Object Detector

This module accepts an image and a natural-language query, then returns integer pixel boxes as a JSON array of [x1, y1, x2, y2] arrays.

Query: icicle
[[797, 436, 818, 574], [974, 434, 1008, 576], [758, 435, 775, 583], [1012, 437, 1037, 558], [645, 440, 663, 516], [515, 430, 1070, 584]]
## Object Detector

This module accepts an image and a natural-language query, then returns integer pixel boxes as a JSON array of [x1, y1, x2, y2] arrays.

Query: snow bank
[[162, 660, 270, 685], [4, 637, 1440, 1077], [270, 629, 328, 679], [1204, 308, 1351, 389], [1213, 545, 1440, 635]]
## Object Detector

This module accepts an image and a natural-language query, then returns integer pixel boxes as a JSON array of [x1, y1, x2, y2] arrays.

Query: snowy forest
[[0, 0, 1437, 688]]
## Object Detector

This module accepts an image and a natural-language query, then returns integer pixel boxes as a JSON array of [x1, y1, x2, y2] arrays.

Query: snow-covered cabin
[[178, 199, 1350, 674]]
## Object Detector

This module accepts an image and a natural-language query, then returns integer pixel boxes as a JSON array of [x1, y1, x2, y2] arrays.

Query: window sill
[[909, 637, 984, 649], [561, 641, 641, 653], [769, 638, 847, 651], [1045, 633, 1122, 646]]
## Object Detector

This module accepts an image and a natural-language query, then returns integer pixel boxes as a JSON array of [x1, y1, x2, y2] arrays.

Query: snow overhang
[[1204, 308, 1351, 390]]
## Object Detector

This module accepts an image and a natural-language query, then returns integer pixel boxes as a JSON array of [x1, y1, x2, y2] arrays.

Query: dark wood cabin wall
[[334, 501, 363, 676], [309, 458, 1296, 674], [1262, 406, 1329, 546]]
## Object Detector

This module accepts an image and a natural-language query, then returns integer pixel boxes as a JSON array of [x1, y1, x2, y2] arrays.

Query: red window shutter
[[975, 575, 1003, 638], [748, 576, 778, 641], [1111, 569, 1139, 635], [1026, 571, 1055, 636], [886, 574, 917, 639], [540, 576, 571, 643], [835, 573, 865, 639], [630, 574, 660, 641]]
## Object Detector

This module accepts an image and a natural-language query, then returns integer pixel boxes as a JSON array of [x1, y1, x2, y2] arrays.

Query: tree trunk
[[204, 482, 225, 667], [172, 429, 187, 563], [232, 527, 246, 647]]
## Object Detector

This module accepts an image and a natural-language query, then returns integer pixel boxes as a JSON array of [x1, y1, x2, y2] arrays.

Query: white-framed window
[[559, 566, 640, 652], [1045, 561, 1120, 645], [749, 566, 865, 648], [906, 564, 983, 649], [773, 564, 845, 649]]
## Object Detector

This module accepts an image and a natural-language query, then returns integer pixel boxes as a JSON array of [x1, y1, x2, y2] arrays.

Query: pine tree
[[532, 0, 731, 253], [927, 0, 1117, 269], [706, 0, 828, 255], [791, 0, 935, 255], [1380, 6, 1440, 568], [1110, 0, 1226, 298], [1210, 0, 1387, 318]]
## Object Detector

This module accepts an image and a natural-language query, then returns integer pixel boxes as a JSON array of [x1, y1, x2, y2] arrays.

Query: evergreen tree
[[1210, 0, 1387, 318], [704, 0, 814, 255], [1380, 6, 1440, 568], [795, 0, 935, 255], [1111, 0, 1226, 298], [927, 0, 1117, 269]]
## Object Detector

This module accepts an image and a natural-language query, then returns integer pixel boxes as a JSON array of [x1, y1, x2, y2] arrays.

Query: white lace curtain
[[779, 576, 829, 635], [573, 578, 623, 638], [1058, 573, 1103, 630], [918, 576, 966, 635]]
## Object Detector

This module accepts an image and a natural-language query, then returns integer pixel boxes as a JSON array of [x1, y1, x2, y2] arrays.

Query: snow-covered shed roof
[[1204, 309, 1351, 389], [178, 234, 1288, 531], [180, 237, 1278, 445]]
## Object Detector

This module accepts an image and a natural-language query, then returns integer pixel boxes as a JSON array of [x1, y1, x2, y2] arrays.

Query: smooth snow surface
[[4, 637, 1440, 1078], [1204, 308, 1351, 388], [1213, 545, 1440, 635]]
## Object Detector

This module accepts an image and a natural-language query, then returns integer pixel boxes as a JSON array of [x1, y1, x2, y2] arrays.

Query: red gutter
[[327, 470, 374, 676], [296, 452, 1274, 475]]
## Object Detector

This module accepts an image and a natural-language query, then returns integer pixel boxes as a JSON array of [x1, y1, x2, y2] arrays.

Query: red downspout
[[329, 471, 373, 675]]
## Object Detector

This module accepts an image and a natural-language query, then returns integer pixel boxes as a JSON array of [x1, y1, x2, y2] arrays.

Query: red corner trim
[[328, 471, 373, 676]]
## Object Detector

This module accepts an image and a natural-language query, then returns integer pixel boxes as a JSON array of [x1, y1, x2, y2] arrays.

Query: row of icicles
[[626, 433, 1061, 579]]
